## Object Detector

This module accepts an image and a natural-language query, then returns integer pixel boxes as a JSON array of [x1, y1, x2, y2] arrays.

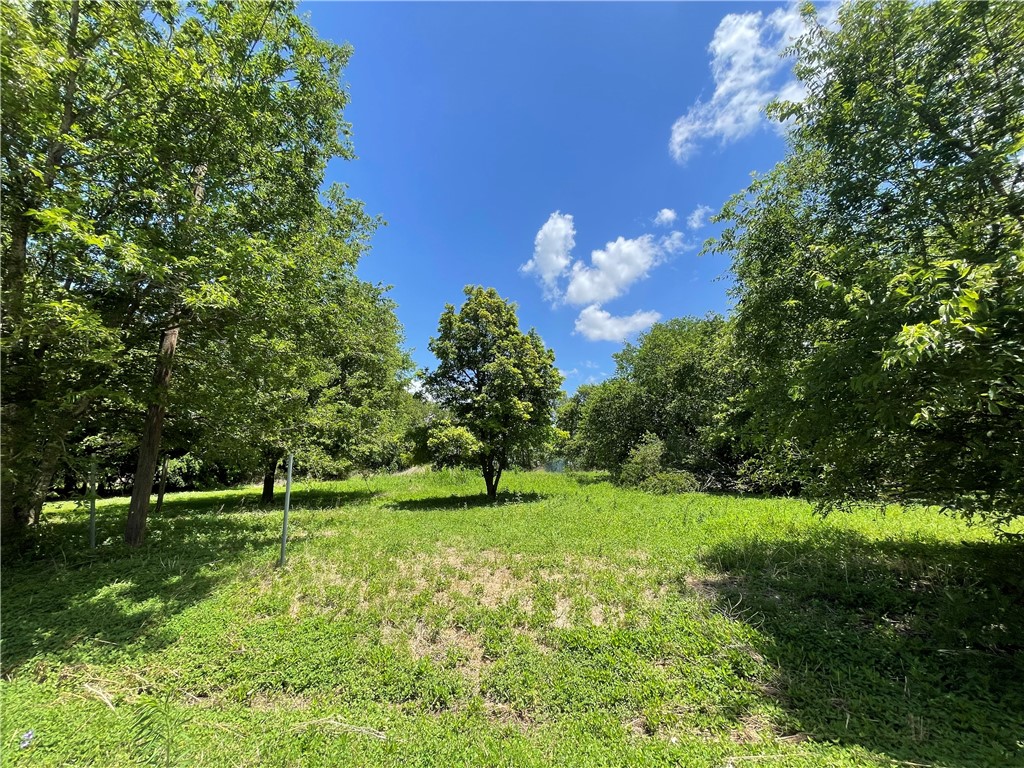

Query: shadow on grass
[[0, 491, 286, 675], [691, 528, 1024, 768], [388, 491, 548, 512], [565, 471, 613, 486]]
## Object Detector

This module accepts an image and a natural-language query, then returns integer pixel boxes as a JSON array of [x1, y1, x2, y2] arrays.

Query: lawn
[[2, 470, 1022, 767]]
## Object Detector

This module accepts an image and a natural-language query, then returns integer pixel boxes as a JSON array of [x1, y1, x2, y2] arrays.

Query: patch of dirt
[[589, 603, 625, 627], [729, 713, 778, 744], [626, 717, 651, 737], [552, 595, 573, 628], [685, 573, 741, 602], [482, 700, 535, 731], [395, 548, 532, 610], [384, 620, 488, 685]]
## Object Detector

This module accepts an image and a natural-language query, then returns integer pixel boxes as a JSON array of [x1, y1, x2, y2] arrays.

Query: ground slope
[[2, 470, 1021, 767]]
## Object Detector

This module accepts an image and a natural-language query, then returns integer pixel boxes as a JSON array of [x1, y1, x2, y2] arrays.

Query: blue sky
[[304, 1, 807, 389]]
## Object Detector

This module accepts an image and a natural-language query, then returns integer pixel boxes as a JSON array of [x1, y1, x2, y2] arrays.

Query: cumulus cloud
[[564, 235, 665, 306], [521, 211, 576, 300], [660, 230, 692, 254], [654, 208, 678, 227], [687, 204, 714, 229], [668, 1, 809, 164], [574, 305, 662, 342]]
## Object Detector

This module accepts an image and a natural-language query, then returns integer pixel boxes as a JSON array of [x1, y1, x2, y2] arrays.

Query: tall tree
[[425, 286, 562, 499], [716, 0, 1024, 526], [1, 1, 375, 543], [559, 316, 744, 485]]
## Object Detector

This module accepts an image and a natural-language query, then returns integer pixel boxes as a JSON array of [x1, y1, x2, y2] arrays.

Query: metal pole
[[278, 453, 294, 567], [88, 460, 97, 550]]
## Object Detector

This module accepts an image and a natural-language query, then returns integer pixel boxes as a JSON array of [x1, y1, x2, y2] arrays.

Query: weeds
[[1, 471, 1020, 767]]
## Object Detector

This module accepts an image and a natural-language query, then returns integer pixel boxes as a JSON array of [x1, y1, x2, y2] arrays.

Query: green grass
[[2, 470, 1022, 767]]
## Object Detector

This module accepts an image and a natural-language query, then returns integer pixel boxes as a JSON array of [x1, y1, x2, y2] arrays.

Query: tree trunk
[[62, 468, 76, 497], [153, 455, 169, 517], [261, 452, 281, 505], [125, 320, 180, 547], [2, 214, 29, 332], [29, 437, 65, 526], [482, 457, 497, 500]]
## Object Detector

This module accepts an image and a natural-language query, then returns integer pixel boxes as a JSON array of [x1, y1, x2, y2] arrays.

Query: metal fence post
[[88, 460, 97, 550], [278, 453, 294, 567]]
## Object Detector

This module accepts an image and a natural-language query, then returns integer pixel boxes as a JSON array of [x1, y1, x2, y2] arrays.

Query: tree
[[715, 0, 1024, 526], [558, 316, 744, 486], [1, 1, 378, 542], [424, 286, 562, 499]]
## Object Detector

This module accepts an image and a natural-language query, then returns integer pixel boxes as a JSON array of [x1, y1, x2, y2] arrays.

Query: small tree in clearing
[[425, 286, 562, 499]]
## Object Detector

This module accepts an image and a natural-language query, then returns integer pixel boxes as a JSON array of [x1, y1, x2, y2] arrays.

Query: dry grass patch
[[382, 620, 489, 685]]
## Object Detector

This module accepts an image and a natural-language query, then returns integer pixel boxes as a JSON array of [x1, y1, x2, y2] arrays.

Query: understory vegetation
[[3, 471, 1021, 767]]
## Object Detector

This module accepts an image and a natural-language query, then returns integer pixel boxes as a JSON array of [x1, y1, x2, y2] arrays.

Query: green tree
[[716, 0, 1024, 526], [424, 286, 562, 499], [1, 1, 377, 542], [559, 317, 743, 485]]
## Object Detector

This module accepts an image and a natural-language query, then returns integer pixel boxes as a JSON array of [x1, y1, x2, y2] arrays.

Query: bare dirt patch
[[685, 573, 742, 602], [395, 548, 533, 610], [729, 712, 779, 744], [383, 620, 488, 685]]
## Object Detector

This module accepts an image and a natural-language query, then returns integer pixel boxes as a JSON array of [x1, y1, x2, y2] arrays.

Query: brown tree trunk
[[261, 452, 281, 505], [29, 437, 65, 526], [153, 455, 169, 517], [125, 320, 180, 547], [482, 457, 497, 500]]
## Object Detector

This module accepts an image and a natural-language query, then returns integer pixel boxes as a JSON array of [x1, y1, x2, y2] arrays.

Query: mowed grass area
[[2, 471, 1022, 767]]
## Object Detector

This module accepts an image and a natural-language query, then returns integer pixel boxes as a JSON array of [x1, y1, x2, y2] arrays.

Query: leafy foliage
[[715, 0, 1024, 526], [1, 1, 404, 534], [424, 287, 562, 498], [560, 316, 744, 487], [617, 433, 667, 489]]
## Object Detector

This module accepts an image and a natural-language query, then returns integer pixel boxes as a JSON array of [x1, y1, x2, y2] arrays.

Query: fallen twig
[[83, 683, 116, 711]]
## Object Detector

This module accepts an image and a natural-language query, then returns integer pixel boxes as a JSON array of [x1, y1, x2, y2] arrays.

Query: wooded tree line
[[559, 1, 1024, 529], [2, 0, 1021, 539], [1, 1, 410, 545]]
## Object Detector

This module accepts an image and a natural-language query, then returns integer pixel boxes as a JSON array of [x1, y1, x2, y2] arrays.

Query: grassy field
[[2, 470, 1022, 767]]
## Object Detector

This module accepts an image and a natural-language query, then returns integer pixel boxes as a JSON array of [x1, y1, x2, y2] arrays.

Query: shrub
[[639, 471, 699, 495], [618, 433, 665, 488]]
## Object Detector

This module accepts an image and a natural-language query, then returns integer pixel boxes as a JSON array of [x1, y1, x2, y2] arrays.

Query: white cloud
[[523, 212, 693, 305], [659, 230, 694, 254], [687, 204, 713, 229], [668, 1, 809, 164], [574, 305, 661, 342], [654, 208, 677, 227], [564, 235, 664, 306], [521, 211, 576, 301]]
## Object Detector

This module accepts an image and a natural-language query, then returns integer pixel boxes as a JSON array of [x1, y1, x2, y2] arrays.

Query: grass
[[2, 469, 1022, 767]]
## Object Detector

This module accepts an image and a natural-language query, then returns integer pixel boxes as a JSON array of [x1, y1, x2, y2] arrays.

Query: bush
[[618, 433, 665, 488], [639, 471, 699, 495]]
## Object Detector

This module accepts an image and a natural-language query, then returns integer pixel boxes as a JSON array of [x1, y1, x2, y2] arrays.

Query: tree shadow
[[140, 487, 378, 519], [1, 493, 284, 675], [691, 528, 1024, 767], [566, 471, 613, 486], [388, 491, 548, 512]]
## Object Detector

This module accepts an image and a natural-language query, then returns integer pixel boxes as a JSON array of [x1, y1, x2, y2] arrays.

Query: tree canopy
[[713, 0, 1024, 526], [425, 286, 562, 499], [1, 0, 405, 542]]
